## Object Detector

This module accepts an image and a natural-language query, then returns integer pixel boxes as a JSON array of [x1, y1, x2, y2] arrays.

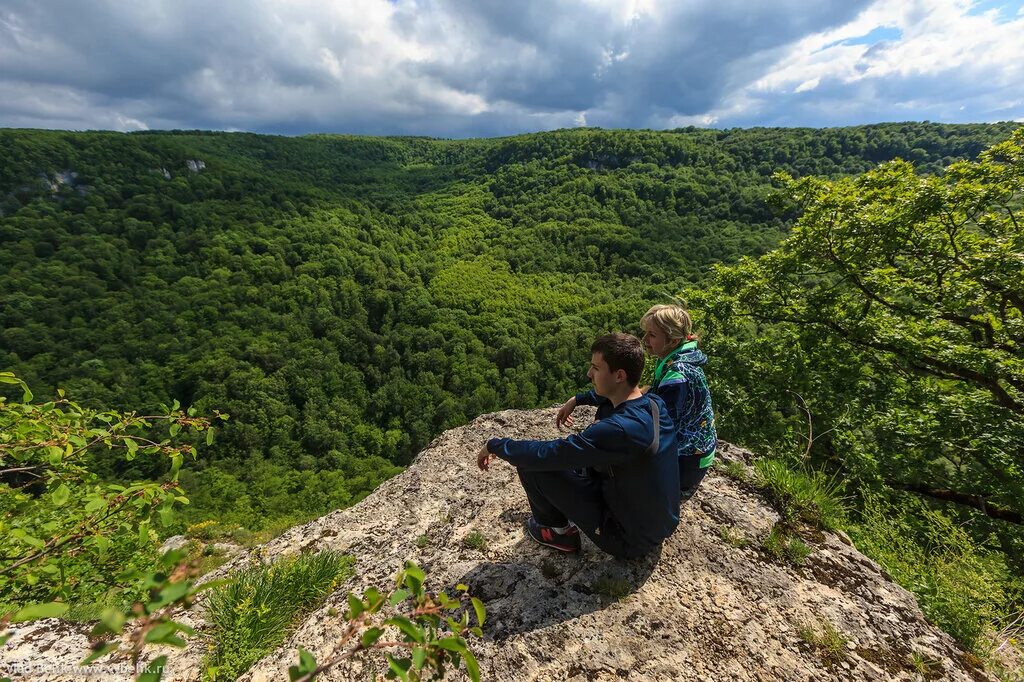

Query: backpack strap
[[593, 398, 661, 480], [644, 397, 660, 458]]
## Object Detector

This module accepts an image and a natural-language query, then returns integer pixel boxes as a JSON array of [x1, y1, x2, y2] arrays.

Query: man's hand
[[555, 396, 577, 429], [477, 444, 496, 471]]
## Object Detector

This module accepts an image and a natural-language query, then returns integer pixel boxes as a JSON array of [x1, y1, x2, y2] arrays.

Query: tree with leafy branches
[[693, 129, 1024, 545]]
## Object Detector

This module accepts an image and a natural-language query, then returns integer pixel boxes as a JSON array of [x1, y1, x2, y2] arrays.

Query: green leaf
[[144, 622, 189, 647], [385, 615, 425, 643], [99, 607, 126, 634], [386, 655, 411, 682], [206, 428, 215, 446], [138, 521, 152, 546], [137, 655, 167, 682], [91, 534, 110, 559], [388, 589, 410, 606], [156, 580, 190, 606], [47, 446, 63, 466], [289, 648, 318, 681], [361, 627, 383, 648], [462, 648, 481, 682], [435, 636, 465, 653], [0, 372, 32, 402], [471, 597, 486, 628], [11, 602, 68, 622], [411, 646, 426, 670], [80, 641, 119, 665], [158, 506, 175, 527], [50, 482, 71, 506], [169, 453, 183, 480], [11, 529, 45, 549], [347, 593, 364, 619], [364, 587, 384, 610]]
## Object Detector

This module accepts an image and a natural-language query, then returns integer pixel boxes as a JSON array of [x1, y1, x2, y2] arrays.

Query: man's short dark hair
[[590, 333, 645, 387]]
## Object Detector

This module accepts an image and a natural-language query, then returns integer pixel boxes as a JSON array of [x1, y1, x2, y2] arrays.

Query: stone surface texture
[[1, 407, 993, 681]]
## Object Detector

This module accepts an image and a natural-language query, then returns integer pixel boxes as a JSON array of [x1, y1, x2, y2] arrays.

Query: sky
[[1, 0, 1022, 138]]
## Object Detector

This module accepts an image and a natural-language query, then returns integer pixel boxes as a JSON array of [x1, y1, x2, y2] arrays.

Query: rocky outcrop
[[0, 408, 992, 681]]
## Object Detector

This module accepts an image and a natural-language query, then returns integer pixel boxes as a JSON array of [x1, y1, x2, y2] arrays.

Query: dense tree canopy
[[0, 122, 1019, 534]]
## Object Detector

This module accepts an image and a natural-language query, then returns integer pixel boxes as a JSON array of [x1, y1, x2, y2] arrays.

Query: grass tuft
[[754, 458, 847, 531], [202, 550, 354, 681], [716, 459, 750, 483], [592, 575, 632, 601], [718, 525, 750, 549], [763, 524, 812, 566], [462, 531, 487, 551], [797, 618, 848, 664]]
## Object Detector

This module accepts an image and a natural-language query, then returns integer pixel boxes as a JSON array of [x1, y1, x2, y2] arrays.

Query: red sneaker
[[526, 517, 581, 553]]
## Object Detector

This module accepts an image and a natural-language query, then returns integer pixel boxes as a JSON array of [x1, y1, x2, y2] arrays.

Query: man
[[478, 333, 680, 559]]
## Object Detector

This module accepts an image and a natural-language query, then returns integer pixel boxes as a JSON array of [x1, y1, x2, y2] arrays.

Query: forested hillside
[[0, 123, 1017, 532]]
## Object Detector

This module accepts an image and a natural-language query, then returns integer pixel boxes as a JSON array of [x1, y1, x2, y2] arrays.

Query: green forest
[[2, 122, 1022, 667]]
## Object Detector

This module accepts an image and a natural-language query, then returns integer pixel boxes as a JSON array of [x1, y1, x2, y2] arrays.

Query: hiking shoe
[[526, 517, 581, 553]]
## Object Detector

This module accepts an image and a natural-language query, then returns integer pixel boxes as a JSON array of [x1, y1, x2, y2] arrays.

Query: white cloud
[[719, 0, 1024, 126], [0, 0, 1021, 135]]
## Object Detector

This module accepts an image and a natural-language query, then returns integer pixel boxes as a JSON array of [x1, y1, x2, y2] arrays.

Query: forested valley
[[2, 122, 1022, 661]]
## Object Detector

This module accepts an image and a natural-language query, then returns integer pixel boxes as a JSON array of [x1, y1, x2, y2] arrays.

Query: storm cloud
[[0, 0, 1021, 136]]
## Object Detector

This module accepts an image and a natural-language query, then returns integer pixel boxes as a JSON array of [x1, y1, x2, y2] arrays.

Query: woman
[[556, 304, 717, 501]]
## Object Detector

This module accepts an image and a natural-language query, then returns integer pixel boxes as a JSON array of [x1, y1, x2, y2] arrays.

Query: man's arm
[[487, 418, 639, 472]]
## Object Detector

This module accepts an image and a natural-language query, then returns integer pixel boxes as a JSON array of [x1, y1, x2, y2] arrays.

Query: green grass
[[592, 575, 632, 601], [763, 524, 812, 566], [851, 492, 1014, 655], [462, 531, 487, 551], [202, 550, 354, 681], [416, 534, 430, 548], [797, 618, 848, 664], [754, 458, 847, 531], [716, 459, 750, 483]]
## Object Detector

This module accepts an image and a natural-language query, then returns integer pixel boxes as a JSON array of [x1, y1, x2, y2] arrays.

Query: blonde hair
[[641, 304, 693, 343]]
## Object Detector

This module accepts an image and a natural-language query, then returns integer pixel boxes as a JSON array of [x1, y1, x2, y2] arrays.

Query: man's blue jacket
[[487, 394, 680, 554]]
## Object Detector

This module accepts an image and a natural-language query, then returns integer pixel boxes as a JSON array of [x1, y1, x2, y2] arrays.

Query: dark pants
[[679, 455, 709, 503], [516, 469, 646, 558]]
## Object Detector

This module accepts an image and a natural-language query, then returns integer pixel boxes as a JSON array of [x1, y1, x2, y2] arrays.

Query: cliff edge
[[2, 407, 991, 681]]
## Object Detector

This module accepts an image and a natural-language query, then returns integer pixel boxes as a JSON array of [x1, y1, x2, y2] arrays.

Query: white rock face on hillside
[[0, 408, 993, 681]]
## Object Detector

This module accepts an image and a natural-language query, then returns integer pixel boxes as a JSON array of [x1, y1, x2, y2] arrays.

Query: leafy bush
[[754, 458, 846, 531], [0, 372, 220, 618], [203, 551, 354, 681]]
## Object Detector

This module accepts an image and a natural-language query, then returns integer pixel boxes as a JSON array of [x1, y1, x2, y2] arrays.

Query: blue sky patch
[[966, 0, 1024, 22], [820, 25, 902, 51]]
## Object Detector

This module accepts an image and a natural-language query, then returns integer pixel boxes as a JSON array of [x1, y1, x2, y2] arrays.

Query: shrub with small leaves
[[0, 374, 226, 682], [288, 561, 485, 682]]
